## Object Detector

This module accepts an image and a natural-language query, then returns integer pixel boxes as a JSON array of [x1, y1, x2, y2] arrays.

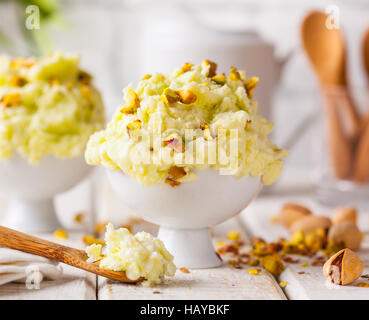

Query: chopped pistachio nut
[[74, 213, 85, 224], [142, 74, 152, 80], [78, 70, 92, 85], [164, 178, 181, 187], [9, 76, 27, 87], [244, 76, 259, 99], [201, 59, 217, 77], [228, 260, 242, 268], [290, 230, 305, 245], [179, 267, 190, 274], [127, 119, 142, 130], [300, 262, 309, 267], [10, 58, 35, 69], [165, 166, 186, 187], [168, 166, 186, 180], [217, 241, 225, 249], [54, 229, 68, 239], [120, 88, 140, 114], [164, 132, 184, 153], [249, 259, 260, 266], [200, 123, 215, 141], [279, 281, 288, 288], [161, 88, 180, 105], [248, 269, 260, 275], [2, 93, 22, 107], [211, 73, 227, 85], [126, 120, 142, 138], [356, 282, 369, 287], [175, 89, 197, 104], [94, 222, 108, 235], [261, 254, 284, 277], [227, 231, 240, 241], [50, 77, 61, 86], [81, 84, 91, 98], [228, 66, 241, 81], [181, 63, 193, 73], [82, 235, 105, 246]]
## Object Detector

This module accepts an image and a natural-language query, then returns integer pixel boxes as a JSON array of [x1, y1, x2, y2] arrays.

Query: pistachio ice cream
[[0, 52, 105, 164], [86, 60, 287, 186], [86, 223, 176, 287]]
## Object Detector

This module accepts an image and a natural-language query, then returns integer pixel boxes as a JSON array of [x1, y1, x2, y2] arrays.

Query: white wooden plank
[[279, 237, 369, 300], [0, 232, 96, 300], [240, 195, 369, 300], [97, 219, 286, 300]]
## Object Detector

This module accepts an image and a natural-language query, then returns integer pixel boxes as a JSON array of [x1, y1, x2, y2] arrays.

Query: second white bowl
[[0, 155, 92, 233]]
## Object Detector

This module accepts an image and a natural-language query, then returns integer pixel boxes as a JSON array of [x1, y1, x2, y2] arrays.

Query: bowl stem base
[[1, 198, 61, 233], [158, 227, 222, 269]]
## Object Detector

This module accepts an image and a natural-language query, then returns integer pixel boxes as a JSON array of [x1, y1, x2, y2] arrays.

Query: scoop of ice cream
[[85, 223, 176, 287], [86, 60, 287, 186], [0, 52, 105, 164]]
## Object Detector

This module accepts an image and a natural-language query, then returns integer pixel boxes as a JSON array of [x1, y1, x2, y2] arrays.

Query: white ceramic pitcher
[[136, 12, 289, 119]]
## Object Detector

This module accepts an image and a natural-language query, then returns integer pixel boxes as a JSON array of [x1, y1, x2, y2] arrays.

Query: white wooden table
[[1, 172, 369, 300]]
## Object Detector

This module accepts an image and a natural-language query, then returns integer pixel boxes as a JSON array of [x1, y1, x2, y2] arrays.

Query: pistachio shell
[[275, 203, 312, 228], [328, 222, 362, 250], [323, 248, 363, 285], [341, 248, 363, 285], [332, 207, 357, 224], [290, 215, 331, 234]]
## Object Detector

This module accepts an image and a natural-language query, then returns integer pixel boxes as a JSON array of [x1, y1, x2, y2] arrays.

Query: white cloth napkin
[[0, 248, 63, 286]]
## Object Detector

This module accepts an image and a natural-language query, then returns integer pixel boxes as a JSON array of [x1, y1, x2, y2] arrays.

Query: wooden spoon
[[301, 11, 359, 179], [301, 11, 347, 86], [363, 28, 369, 78], [353, 28, 369, 183], [0, 226, 141, 283], [322, 90, 353, 179]]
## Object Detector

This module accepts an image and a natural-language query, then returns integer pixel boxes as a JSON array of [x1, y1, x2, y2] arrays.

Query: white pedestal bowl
[[107, 169, 262, 268], [0, 156, 92, 233]]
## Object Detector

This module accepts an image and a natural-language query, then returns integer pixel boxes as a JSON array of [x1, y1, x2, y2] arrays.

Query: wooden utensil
[[301, 11, 360, 179], [363, 28, 369, 77], [0, 226, 141, 283], [353, 28, 369, 183], [323, 91, 353, 179]]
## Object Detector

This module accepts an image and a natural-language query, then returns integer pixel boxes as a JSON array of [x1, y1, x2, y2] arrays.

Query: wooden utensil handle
[[0, 225, 82, 262], [323, 90, 353, 179], [340, 90, 361, 137], [353, 119, 369, 183]]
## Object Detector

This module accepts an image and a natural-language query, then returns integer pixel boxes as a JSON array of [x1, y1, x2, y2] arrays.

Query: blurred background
[[1, 0, 368, 227]]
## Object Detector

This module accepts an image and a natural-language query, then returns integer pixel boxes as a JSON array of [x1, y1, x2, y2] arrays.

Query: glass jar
[[314, 86, 369, 208]]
